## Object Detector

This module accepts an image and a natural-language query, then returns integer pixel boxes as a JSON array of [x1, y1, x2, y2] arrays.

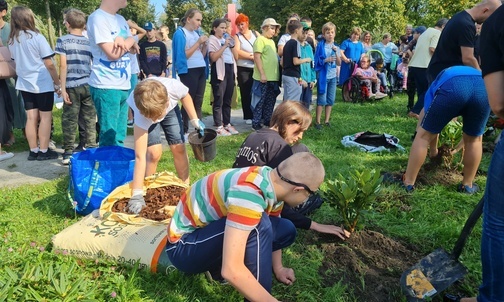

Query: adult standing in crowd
[[361, 31, 373, 52], [460, 4, 504, 302], [339, 27, 365, 86], [172, 8, 208, 136], [233, 13, 257, 126], [407, 19, 448, 117], [208, 18, 238, 136], [405, 24, 414, 42], [372, 33, 398, 72], [87, 0, 136, 146], [251, 18, 281, 131], [0, 0, 12, 159], [139, 22, 167, 78], [427, 0, 501, 83]]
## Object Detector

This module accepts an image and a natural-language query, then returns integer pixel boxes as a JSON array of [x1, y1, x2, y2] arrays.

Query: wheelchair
[[341, 61, 384, 103]]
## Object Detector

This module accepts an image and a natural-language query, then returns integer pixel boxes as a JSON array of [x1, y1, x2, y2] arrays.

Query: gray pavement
[[0, 103, 276, 188]]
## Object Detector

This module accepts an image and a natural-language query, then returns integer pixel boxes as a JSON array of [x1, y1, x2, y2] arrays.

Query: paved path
[[0, 106, 267, 188]]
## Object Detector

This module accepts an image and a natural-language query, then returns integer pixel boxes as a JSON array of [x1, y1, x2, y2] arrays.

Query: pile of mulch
[[112, 186, 185, 221]]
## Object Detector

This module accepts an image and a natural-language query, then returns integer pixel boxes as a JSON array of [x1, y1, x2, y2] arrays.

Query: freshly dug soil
[[112, 186, 186, 221], [307, 230, 423, 302]]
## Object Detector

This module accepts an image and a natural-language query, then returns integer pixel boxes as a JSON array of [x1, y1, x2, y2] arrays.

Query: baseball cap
[[301, 21, 311, 31], [261, 18, 281, 29], [144, 22, 154, 31]]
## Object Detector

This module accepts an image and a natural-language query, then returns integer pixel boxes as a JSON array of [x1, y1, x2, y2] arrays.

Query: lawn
[[0, 89, 494, 301]]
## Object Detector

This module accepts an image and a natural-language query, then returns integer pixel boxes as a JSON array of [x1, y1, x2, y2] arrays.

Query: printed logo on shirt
[[99, 58, 130, 79]]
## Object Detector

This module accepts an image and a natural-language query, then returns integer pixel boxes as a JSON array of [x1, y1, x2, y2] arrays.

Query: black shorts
[[21, 91, 54, 112]]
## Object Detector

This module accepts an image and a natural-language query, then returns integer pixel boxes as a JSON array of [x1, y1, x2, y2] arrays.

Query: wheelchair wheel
[[342, 77, 361, 103]]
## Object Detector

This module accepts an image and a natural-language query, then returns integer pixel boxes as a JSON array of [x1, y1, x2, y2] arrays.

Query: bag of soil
[[100, 171, 188, 225]]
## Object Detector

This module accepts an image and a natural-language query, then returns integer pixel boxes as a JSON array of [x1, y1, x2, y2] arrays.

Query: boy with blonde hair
[[314, 22, 341, 129], [56, 8, 96, 165], [125, 78, 205, 214]]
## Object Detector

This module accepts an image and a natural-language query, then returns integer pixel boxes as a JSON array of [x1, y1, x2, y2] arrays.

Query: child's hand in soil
[[310, 222, 351, 240], [128, 193, 146, 214], [274, 266, 296, 285]]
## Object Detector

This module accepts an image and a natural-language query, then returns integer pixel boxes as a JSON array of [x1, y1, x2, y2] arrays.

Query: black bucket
[[188, 129, 217, 162]]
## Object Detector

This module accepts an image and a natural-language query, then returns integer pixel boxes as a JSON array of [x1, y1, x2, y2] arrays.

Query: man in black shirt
[[139, 22, 167, 78], [460, 4, 504, 302], [427, 0, 501, 83]]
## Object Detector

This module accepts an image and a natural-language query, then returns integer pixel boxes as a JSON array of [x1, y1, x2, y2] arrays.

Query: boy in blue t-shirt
[[299, 22, 316, 109], [55, 8, 96, 165]]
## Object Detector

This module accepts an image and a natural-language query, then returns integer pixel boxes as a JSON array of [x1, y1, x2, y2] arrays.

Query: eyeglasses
[[277, 167, 317, 196]]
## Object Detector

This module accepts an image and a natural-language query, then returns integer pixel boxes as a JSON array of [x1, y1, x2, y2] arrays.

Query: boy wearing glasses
[[166, 152, 325, 301]]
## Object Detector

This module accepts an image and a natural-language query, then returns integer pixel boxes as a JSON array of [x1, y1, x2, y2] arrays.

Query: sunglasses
[[277, 167, 317, 196]]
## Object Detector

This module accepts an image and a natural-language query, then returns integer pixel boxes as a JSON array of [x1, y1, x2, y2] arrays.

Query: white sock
[[30, 147, 39, 153], [40, 148, 48, 153]]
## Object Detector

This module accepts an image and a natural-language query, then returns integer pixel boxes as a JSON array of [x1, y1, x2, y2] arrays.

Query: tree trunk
[[45, 0, 54, 48]]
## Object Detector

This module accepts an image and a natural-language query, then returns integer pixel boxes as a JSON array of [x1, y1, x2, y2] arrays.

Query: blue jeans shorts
[[147, 105, 184, 147], [317, 77, 336, 106], [421, 76, 490, 136]]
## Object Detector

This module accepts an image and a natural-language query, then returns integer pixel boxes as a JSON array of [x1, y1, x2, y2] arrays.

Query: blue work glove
[[128, 190, 146, 214], [190, 119, 205, 137]]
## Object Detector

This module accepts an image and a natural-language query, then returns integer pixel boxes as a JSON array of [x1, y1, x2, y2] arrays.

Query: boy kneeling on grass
[[166, 152, 325, 301], [126, 78, 205, 214]]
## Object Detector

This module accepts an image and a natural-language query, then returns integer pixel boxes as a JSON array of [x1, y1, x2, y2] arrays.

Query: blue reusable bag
[[68, 146, 135, 215]]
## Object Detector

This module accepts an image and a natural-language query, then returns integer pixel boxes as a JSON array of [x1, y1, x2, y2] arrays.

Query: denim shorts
[[317, 77, 337, 106], [147, 105, 185, 147], [421, 77, 490, 136]]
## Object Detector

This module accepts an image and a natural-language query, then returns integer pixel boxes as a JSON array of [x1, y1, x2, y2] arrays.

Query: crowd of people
[[2, 0, 504, 300]]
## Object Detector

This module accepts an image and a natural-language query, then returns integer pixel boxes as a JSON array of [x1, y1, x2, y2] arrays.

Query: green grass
[[0, 90, 495, 301]]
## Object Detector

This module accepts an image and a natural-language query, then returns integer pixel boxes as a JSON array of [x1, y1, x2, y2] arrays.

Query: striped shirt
[[168, 166, 283, 243], [55, 34, 92, 88]]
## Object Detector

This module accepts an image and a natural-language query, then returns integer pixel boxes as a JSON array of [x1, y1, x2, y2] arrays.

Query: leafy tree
[[164, 0, 228, 35], [119, 0, 156, 26]]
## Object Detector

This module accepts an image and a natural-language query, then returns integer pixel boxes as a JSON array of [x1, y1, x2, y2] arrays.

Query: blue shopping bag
[[68, 146, 135, 215]]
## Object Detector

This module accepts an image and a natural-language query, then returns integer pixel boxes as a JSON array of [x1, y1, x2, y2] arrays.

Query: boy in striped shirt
[[166, 152, 325, 300]]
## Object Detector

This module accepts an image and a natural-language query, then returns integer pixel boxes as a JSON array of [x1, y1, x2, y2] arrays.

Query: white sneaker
[[216, 126, 231, 136], [48, 140, 57, 150], [375, 92, 387, 99], [244, 119, 252, 125], [224, 124, 239, 135], [368, 93, 376, 100], [0, 151, 14, 161]]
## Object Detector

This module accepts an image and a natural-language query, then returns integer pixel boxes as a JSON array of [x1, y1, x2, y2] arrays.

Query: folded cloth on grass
[[341, 131, 405, 153]]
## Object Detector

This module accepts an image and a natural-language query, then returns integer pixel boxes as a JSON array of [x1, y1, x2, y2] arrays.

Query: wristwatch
[[54, 84, 61, 92]]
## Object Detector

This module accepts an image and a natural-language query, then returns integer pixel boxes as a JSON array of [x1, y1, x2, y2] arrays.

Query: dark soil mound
[[112, 186, 185, 221], [315, 230, 422, 302]]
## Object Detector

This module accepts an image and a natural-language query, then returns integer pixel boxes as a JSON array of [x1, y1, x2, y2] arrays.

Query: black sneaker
[[27, 151, 38, 161], [37, 149, 59, 161], [314, 123, 322, 130], [73, 143, 86, 153]]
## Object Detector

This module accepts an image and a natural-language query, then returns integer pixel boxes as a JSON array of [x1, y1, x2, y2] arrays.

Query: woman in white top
[[208, 18, 238, 136], [172, 8, 208, 135], [233, 13, 258, 124], [8, 6, 61, 161]]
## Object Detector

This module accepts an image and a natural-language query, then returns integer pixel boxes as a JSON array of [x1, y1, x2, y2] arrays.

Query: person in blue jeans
[[402, 66, 490, 194], [314, 22, 340, 130], [461, 4, 504, 301]]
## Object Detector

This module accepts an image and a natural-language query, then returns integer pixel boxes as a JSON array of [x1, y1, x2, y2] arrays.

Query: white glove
[[190, 119, 205, 136], [128, 189, 145, 214]]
